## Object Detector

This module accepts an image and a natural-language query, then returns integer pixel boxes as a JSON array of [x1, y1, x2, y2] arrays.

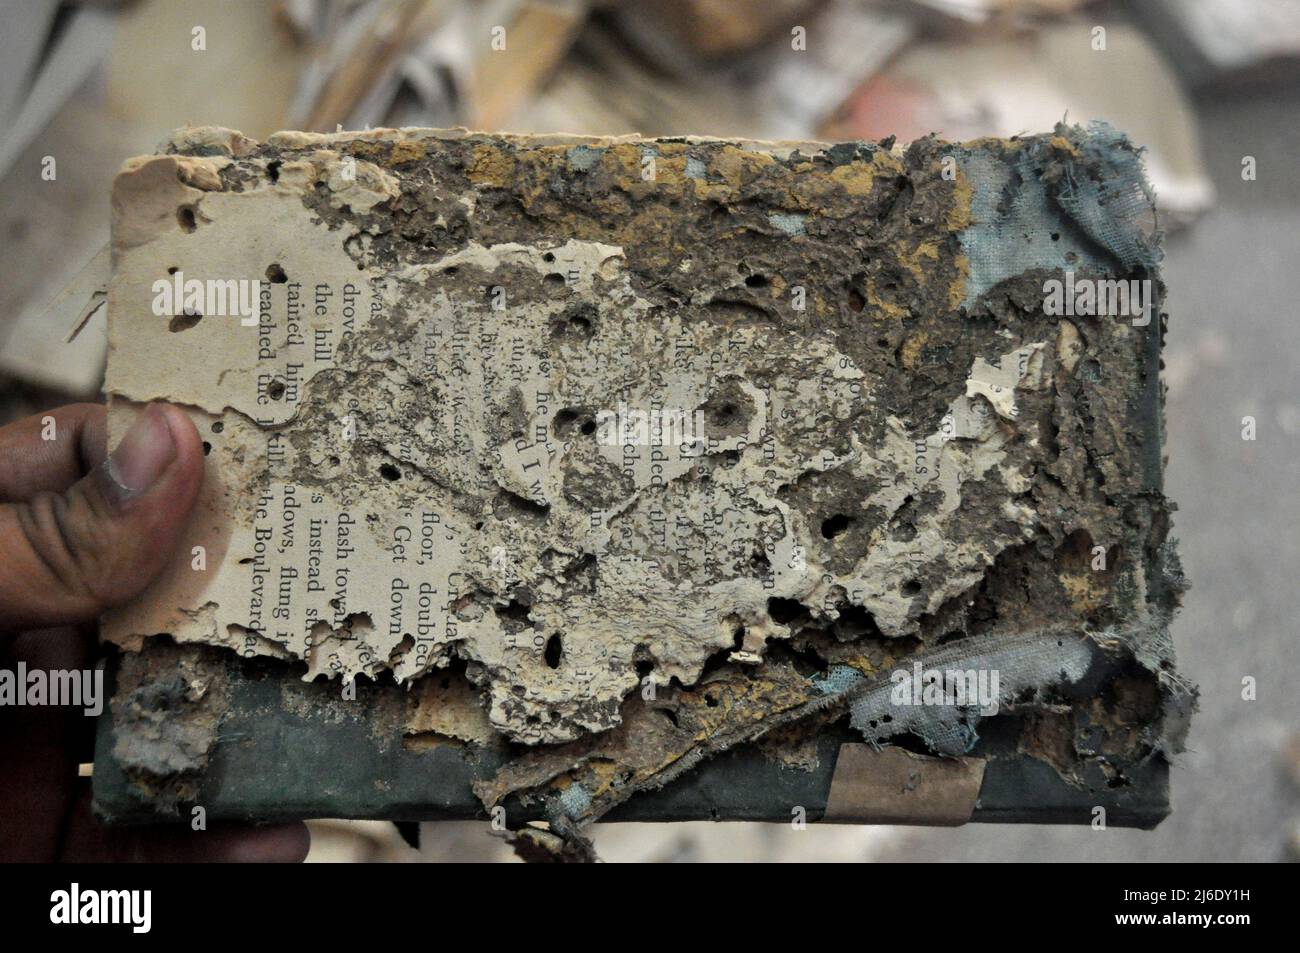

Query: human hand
[[0, 402, 309, 861]]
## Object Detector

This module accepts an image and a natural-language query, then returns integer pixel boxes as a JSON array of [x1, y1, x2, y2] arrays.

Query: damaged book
[[93, 123, 1193, 848]]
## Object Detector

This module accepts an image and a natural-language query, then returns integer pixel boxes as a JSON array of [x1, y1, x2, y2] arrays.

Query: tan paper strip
[[822, 744, 985, 826]]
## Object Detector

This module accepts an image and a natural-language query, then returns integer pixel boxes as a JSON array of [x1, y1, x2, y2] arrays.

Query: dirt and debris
[[97, 123, 1190, 855], [109, 640, 230, 815]]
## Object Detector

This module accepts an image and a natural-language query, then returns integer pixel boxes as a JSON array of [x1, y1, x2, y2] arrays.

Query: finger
[[0, 403, 204, 634], [0, 403, 107, 502], [59, 785, 311, 862]]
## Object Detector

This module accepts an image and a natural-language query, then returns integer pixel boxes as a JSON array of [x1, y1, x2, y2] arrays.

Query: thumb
[[0, 404, 204, 633]]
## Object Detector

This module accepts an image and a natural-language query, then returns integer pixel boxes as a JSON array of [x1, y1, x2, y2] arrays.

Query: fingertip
[[214, 822, 312, 863], [59, 788, 313, 863], [155, 403, 206, 477], [155, 402, 200, 445], [119, 403, 205, 514]]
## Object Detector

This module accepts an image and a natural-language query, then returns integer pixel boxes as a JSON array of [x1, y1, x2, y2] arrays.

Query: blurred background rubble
[[1, 0, 1297, 862]]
